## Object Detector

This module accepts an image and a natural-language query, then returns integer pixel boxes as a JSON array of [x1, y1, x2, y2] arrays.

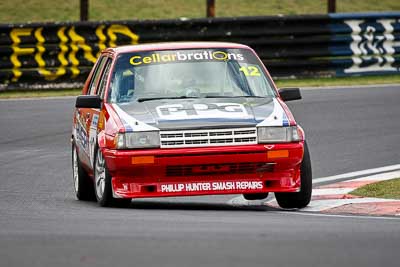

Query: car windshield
[[108, 48, 276, 103]]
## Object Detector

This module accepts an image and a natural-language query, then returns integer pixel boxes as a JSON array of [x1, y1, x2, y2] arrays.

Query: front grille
[[161, 133, 183, 138], [185, 132, 208, 137], [166, 162, 274, 177], [160, 127, 257, 148], [210, 131, 231, 136], [185, 139, 208, 145]]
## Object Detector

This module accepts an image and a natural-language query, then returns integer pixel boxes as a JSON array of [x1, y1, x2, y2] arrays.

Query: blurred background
[[1, 0, 400, 23]]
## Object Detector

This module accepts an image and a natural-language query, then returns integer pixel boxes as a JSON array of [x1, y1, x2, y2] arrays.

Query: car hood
[[112, 97, 291, 131]]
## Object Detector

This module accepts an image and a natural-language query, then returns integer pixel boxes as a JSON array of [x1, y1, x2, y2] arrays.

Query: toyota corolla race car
[[71, 42, 312, 208]]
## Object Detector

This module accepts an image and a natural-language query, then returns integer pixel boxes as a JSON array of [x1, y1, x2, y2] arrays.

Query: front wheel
[[275, 141, 312, 209], [94, 148, 131, 207]]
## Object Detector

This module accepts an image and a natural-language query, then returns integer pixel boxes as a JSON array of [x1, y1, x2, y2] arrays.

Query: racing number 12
[[239, 66, 261, 76]]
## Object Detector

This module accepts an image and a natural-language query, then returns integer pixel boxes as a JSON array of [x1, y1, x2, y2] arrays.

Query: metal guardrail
[[0, 12, 399, 89]]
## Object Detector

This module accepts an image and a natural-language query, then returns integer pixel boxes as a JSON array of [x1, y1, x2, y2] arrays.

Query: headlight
[[115, 131, 160, 149], [257, 126, 301, 143]]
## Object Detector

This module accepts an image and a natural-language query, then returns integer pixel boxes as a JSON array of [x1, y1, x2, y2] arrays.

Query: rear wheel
[[94, 148, 131, 207], [275, 141, 312, 209], [72, 144, 95, 201]]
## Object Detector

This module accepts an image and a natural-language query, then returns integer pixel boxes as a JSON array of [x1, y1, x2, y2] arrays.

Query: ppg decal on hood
[[156, 102, 249, 120]]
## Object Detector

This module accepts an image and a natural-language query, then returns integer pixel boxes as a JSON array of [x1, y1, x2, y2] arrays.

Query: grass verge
[[351, 178, 400, 200], [1, 75, 399, 99], [274, 74, 400, 88], [0, 89, 81, 99]]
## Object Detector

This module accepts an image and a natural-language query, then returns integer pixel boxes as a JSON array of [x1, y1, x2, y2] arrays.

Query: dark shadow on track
[[66, 195, 283, 212], [125, 200, 281, 212], [68, 197, 291, 212]]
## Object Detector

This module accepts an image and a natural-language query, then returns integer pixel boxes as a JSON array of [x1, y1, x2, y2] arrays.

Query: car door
[[87, 57, 113, 167], [76, 56, 108, 169]]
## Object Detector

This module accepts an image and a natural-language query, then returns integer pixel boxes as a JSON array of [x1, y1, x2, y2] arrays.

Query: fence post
[[207, 0, 215, 18], [80, 0, 89, 21], [328, 0, 336, 13]]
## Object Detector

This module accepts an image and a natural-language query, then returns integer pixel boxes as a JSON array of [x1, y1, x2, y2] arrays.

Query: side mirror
[[278, 88, 302, 102], [75, 95, 102, 109]]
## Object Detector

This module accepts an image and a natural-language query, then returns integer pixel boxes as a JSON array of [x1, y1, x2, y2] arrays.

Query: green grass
[[274, 74, 400, 88], [0, 89, 81, 99], [1, 75, 399, 99], [351, 178, 400, 200], [0, 0, 399, 23]]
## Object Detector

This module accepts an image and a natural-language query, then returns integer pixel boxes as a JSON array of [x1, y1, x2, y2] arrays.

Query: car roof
[[103, 42, 252, 55]]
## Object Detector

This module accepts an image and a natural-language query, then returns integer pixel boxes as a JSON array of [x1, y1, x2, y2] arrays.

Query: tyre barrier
[[0, 12, 399, 89]]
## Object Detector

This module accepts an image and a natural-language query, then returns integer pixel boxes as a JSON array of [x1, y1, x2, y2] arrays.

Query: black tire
[[72, 144, 95, 201], [93, 147, 131, 207], [275, 141, 312, 209], [243, 193, 269, 200]]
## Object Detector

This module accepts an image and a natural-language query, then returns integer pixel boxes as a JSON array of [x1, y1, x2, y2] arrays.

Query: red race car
[[72, 42, 312, 208]]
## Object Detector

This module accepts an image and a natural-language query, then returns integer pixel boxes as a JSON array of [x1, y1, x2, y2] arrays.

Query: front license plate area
[[159, 180, 264, 193]]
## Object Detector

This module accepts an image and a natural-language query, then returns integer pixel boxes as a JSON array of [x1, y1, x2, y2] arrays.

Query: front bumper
[[102, 142, 304, 198]]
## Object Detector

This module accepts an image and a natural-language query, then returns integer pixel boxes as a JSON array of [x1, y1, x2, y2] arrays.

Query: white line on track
[[312, 164, 400, 185], [312, 188, 355, 195]]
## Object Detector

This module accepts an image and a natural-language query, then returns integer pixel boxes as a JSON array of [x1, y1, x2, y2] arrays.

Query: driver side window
[[97, 58, 112, 99], [88, 57, 107, 95]]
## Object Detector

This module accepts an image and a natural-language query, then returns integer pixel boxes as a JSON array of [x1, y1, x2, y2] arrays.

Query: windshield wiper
[[137, 96, 199, 102], [137, 95, 269, 102], [204, 95, 268, 98]]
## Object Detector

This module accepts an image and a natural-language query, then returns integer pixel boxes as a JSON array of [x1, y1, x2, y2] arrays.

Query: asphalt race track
[[1, 85, 400, 267]]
